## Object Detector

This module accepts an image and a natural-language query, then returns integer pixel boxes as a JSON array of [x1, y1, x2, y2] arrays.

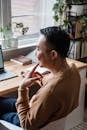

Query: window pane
[[12, 16, 40, 35], [11, 0, 41, 35], [11, 0, 39, 15]]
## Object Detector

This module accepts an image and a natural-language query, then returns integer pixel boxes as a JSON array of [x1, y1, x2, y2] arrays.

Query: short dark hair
[[40, 26, 70, 58]]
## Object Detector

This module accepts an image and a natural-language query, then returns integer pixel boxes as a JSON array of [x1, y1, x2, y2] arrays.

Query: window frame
[[0, 0, 54, 50]]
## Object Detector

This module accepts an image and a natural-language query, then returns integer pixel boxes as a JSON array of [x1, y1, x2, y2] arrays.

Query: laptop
[[0, 45, 18, 81]]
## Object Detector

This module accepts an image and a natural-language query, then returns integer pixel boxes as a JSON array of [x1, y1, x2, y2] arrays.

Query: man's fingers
[[34, 72, 43, 78], [31, 77, 40, 81], [21, 70, 30, 78], [21, 64, 40, 78], [25, 77, 41, 87], [29, 64, 39, 77]]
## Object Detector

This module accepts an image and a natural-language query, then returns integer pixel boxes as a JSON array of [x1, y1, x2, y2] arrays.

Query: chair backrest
[[40, 117, 66, 130]]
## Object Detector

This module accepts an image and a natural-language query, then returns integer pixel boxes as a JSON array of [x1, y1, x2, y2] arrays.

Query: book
[[10, 55, 32, 65]]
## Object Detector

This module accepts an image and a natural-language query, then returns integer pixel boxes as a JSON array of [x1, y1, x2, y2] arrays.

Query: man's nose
[[35, 49, 37, 56]]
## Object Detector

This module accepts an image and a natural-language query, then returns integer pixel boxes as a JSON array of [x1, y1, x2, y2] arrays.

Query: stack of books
[[10, 55, 32, 65]]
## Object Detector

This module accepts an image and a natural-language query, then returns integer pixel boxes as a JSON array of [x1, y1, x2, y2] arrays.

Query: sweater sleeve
[[16, 85, 59, 130]]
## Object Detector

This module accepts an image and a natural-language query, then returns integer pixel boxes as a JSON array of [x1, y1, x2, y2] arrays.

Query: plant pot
[[8, 37, 18, 48], [70, 4, 84, 16], [0, 37, 18, 49], [0, 38, 6, 49]]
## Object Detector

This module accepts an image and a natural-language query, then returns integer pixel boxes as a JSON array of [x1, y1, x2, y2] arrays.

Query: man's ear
[[50, 50, 58, 60]]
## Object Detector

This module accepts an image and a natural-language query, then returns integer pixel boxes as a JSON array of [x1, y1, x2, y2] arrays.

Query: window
[[11, 0, 42, 46], [11, 0, 41, 36], [0, 0, 54, 48]]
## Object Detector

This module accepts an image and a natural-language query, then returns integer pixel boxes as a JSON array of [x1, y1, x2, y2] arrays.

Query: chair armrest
[[0, 120, 22, 130]]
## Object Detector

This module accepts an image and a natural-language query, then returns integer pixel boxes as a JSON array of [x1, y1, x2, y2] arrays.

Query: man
[[16, 26, 80, 130], [0, 26, 80, 130]]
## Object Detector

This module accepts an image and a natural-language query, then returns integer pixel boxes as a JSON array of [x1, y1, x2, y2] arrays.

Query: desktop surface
[[0, 59, 87, 96], [0, 61, 31, 96]]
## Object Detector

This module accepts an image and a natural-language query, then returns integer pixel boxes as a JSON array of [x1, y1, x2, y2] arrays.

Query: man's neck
[[50, 58, 69, 76]]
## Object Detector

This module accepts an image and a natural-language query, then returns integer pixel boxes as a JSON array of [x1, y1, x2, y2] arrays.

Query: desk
[[0, 62, 34, 96], [0, 58, 87, 96], [0, 59, 87, 130]]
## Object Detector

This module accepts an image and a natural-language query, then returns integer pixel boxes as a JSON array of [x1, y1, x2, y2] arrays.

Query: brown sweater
[[16, 63, 81, 130]]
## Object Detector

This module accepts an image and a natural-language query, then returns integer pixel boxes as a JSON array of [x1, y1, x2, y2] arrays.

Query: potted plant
[[8, 22, 29, 49], [0, 23, 12, 49], [66, 0, 87, 16], [52, 0, 71, 30], [53, 0, 87, 59], [14, 22, 29, 36], [79, 16, 87, 40], [76, 16, 87, 59]]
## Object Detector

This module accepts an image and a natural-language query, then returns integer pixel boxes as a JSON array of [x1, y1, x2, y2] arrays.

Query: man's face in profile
[[35, 35, 52, 68]]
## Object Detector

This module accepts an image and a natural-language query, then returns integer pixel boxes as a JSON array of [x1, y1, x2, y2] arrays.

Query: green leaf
[[0, 27, 3, 32], [53, 15, 59, 22], [16, 23, 24, 28], [22, 27, 29, 35]]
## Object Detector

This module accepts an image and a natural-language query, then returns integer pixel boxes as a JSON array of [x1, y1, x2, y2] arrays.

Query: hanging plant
[[52, 0, 71, 29], [0, 23, 11, 39], [14, 22, 29, 36]]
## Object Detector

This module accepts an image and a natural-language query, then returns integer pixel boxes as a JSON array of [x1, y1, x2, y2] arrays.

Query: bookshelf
[[67, 4, 87, 60]]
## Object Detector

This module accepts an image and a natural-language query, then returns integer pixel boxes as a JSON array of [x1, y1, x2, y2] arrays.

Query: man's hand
[[20, 64, 43, 89]]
